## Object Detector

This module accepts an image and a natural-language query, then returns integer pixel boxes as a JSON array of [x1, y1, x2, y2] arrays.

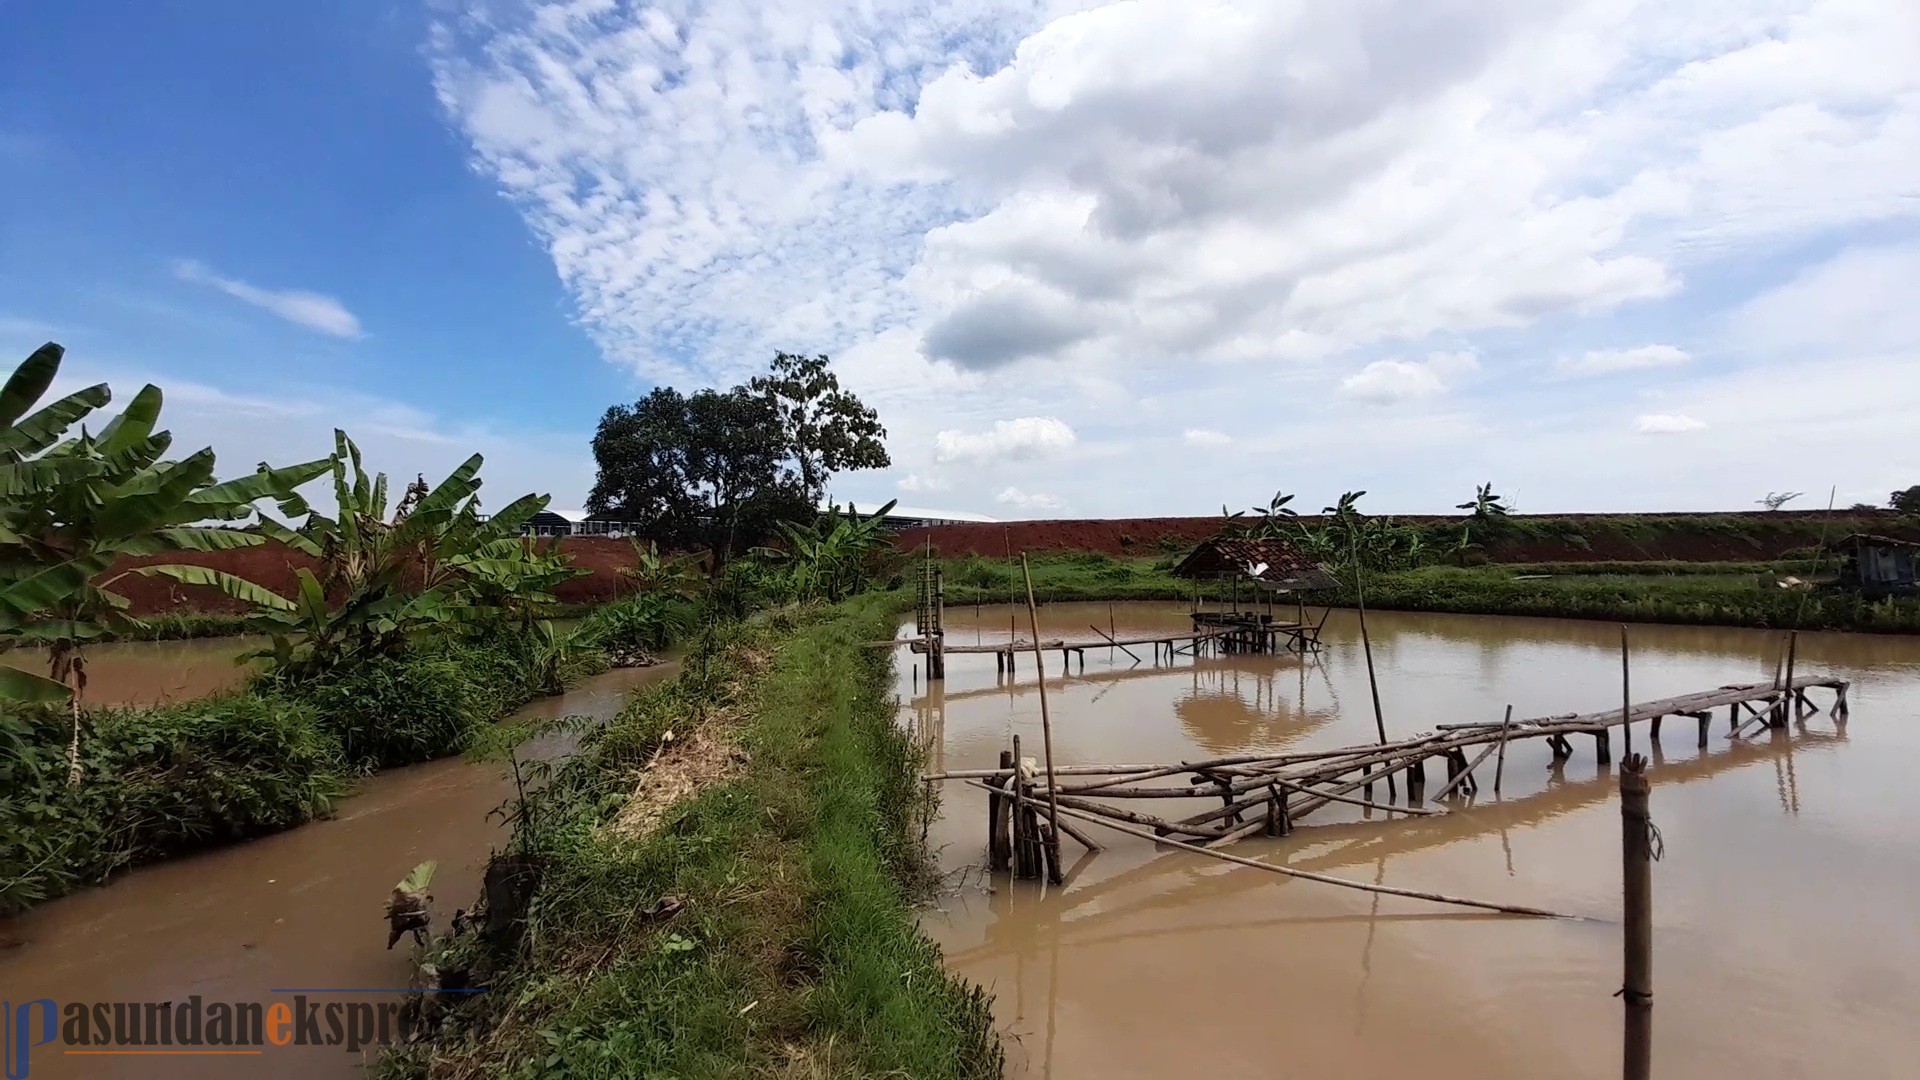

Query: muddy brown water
[[0, 649, 675, 1080], [908, 602, 1920, 1079]]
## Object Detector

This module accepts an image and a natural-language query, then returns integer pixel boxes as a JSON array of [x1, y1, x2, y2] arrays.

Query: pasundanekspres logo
[[3, 988, 483, 1079]]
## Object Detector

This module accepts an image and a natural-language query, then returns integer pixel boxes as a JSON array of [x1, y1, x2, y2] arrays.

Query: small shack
[[1172, 536, 1339, 653], [1828, 534, 1919, 597], [1173, 536, 1340, 594]]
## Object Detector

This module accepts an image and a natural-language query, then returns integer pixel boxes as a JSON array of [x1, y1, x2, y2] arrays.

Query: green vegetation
[[0, 692, 346, 913], [381, 597, 1000, 1079], [0, 343, 699, 913], [587, 351, 891, 567], [935, 552, 1920, 632]]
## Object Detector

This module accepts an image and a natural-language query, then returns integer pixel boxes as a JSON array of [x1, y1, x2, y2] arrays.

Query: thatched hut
[[1172, 536, 1339, 593]]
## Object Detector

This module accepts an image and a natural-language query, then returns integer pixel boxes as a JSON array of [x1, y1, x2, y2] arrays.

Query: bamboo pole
[[1621, 625, 1632, 761], [1350, 534, 1397, 800], [1088, 624, 1141, 663], [1620, 753, 1654, 1080], [1020, 554, 1064, 884], [1036, 798, 1576, 919], [1778, 631, 1799, 727], [1493, 704, 1514, 795], [1429, 735, 1503, 802]]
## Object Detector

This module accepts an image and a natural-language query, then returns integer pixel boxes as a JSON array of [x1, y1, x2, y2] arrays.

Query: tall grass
[[382, 598, 1001, 1078]]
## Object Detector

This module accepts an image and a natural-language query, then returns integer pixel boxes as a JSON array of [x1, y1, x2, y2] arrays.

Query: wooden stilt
[[1620, 754, 1654, 1080], [989, 749, 1012, 872], [1594, 728, 1612, 764]]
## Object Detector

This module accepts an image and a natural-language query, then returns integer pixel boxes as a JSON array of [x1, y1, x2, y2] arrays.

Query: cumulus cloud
[[1636, 413, 1707, 434], [897, 472, 949, 494], [172, 260, 363, 339], [933, 416, 1076, 463], [1340, 351, 1479, 405], [1183, 428, 1232, 446], [996, 487, 1061, 510], [1556, 345, 1690, 377], [425, 0, 1920, 514]]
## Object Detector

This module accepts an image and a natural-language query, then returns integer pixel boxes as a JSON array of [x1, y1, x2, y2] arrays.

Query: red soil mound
[[107, 537, 643, 618]]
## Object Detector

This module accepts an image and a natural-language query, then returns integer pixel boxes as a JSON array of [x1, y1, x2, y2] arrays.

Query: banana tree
[[756, 499, 898, 602], [0, 343, 328, 780], [620, 539, 706, 598], [445, 537, 589, 631], [1453, 481, 1512, 563], [153, 430, 553, 678]]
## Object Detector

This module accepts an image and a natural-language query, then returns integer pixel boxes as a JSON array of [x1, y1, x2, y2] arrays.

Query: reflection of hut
[[1172, 536, 1339, 594], [1828, 534, 1919, 597]]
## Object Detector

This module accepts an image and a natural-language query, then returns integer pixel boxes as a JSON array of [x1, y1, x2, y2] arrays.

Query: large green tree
[[1892, 485, 1920, 518], [586, 385, 812, 565], [748, 352, 889, 501]]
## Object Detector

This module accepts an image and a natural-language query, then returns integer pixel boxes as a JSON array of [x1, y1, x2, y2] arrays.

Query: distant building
[[820, 502, 999, 531]]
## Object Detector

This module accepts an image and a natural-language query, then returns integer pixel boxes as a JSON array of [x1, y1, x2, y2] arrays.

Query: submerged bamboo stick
[[1040, 800, 1576, 919]]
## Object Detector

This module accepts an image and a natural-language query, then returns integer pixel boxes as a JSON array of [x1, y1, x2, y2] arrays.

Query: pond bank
[[382, 601, 1001, 1078]]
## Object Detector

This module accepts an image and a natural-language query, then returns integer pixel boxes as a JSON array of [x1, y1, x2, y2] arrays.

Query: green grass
[[382, 598, 1002, 1079], [935, 553, 1920, 633]]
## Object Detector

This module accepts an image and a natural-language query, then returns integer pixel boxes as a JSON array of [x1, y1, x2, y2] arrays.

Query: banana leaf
[[396, 859, 436, 894], [0, 342, 63, 428], [0, 383, 111, 462], [133, 564, 298, 611], [93, 384, 163, 458], [0, 664, 71, 703]]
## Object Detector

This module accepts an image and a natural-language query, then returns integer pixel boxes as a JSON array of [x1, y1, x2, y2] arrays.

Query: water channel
[[907, 602, 1920, 1079], [0, 638, 675, 1079]]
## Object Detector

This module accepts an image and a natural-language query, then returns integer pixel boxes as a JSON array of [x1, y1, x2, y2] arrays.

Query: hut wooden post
[[1020, 555, 1066, 885], [1620, 753, 1654, 1080]]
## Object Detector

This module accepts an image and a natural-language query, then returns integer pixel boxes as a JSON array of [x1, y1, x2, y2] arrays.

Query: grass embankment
[[382, 597, 1001, 1079], [939, 553, 1920, 633]]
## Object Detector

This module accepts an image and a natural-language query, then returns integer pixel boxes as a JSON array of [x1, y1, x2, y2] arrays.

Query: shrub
[[287, 652, 493, 769], [577, 592, 698, 654], [1, 694, 346, 914]]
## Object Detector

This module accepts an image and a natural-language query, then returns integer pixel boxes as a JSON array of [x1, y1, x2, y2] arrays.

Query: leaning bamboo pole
[[1020, 554, 1065, 883], [1349, 531, 1396, 800]]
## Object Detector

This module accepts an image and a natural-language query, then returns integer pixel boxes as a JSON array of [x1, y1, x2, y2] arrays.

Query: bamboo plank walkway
[[934, 675, 1850, 854]]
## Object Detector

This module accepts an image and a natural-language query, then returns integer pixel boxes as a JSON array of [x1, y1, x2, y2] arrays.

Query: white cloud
[[424, 0, 1920, 515], [1556, 345, 1690, 377], [172, 260, 363, 339], [1339, 350, 1479, 405], [897, 472, 949, 494], [933, 416, 1076, 463], [1635, 413, 1707, 434], [996, 486, 1061, 510], [1183, 428, 1232, 446]]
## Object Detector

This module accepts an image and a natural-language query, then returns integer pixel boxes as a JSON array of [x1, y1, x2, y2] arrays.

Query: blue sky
[[5, 1, 1917, 518]]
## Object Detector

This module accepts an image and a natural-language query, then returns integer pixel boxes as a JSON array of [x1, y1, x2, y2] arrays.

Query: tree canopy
[[1893, 485, 1920, 517], [748, 352, 889, 501], [586, 385, 811, 565]]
